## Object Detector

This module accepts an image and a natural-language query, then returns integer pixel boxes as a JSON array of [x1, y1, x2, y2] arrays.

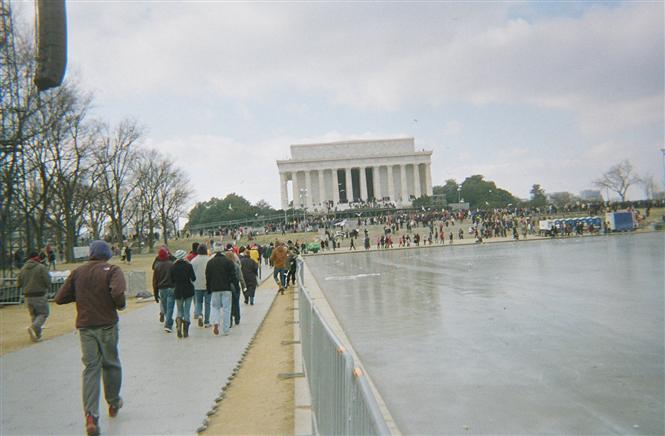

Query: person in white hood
[[190, 244, 212, 327]]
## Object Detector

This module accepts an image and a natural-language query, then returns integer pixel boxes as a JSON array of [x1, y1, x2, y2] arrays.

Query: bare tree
[[95, 119, 143, 243], [638, 173, 658, 200], [593, 160, 640, 202], [1, 2, 194, 273], [85, 186, 108, 240], [49, 88, 100, 261], [1, 3, 44, 271], [155, 158, 193, 245], [548, 192, 578, 209], [132, 149, 164, 251], [23, 81, 81, 251]]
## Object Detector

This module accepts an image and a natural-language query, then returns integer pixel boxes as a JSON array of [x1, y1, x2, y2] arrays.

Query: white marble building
[[276, 138, 433, 210]]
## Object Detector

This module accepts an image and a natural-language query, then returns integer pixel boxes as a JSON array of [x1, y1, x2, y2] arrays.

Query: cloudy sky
[[20, 1, 665, 207]]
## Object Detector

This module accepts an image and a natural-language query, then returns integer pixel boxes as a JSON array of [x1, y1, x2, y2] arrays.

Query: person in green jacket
[[17, 251, 51, 342]]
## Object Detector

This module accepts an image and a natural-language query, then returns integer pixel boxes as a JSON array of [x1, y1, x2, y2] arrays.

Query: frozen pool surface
[[306, 233, 665, 435]]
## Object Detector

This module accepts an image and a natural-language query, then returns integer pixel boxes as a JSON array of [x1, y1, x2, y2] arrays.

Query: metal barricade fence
[[297, 258, 391, 435], [1, 270, 144, 305], [0, 279, 22, 305], [0, 280, 64, 305]]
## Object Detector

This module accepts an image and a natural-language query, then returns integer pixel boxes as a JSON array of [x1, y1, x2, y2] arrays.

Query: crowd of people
[[13, 243, 58, 272], [307, 204, 657, 252], [151, 241, 261, 338], [147, 238, 302, 339], [31, 238, 299, 436], [193, 199, 662, 245], [10, 197, 660, 436]]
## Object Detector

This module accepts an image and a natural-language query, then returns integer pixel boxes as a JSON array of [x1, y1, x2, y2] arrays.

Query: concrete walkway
[[1, 268, 275, 436]]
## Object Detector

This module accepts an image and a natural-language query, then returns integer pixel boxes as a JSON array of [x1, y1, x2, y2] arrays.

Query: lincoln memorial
[[276, 138, 433, 211]]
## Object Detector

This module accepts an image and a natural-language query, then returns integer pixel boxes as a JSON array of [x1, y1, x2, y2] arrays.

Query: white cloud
[[442, 121, 464, 136], [436, 140, 662, 201], [66, 2, 662, 136], [17, 2, 663, 205]]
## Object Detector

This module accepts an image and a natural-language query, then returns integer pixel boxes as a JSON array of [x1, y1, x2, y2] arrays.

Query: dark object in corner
[[34, 0, 67, 91]]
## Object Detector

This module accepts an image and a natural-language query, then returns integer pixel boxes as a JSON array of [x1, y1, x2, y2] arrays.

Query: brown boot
[[176, 317, 182, 338], [183, 321, 190, 338]]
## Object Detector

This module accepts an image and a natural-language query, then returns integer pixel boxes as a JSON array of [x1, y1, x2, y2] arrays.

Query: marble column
[[292, 172, 299, 208], [400, 164, 408, 202], [318, 170, 326, 207], [280, 172, 289, 210], [345, 167, 353, 202], [387, 165, 395, 201], [360, 167, 368, 201], [373, 166, 381, 200], [413, 164, 421, 198], [304, 170, 312, 208], [425, 163, 433, 196], [332, 168, 340, 204]]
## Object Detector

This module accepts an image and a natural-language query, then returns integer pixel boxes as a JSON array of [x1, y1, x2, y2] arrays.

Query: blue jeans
[[175, 296, 193, 323], [194, 290, 211, 324], [273, 268, 287, 288], [211, 291, 231, 334], [159, 288, 175, 328]]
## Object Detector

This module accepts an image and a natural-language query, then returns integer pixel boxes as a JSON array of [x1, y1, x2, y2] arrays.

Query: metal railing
[[1, 270, 148, 305], [0, 279, 62, 305], [297, 258, 392, 435]]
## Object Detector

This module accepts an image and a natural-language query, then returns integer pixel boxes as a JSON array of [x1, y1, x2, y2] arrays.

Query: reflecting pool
[[306, 233, 665, 435]]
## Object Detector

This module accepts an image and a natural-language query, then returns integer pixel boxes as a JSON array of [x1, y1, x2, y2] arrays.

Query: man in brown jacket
[[17, 250, 51, 341], [55, 240, 126, 436], [270, 241, 289, 295]]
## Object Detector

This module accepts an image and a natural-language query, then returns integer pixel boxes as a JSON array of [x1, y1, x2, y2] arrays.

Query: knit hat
[[157, 247, 170, 261], [89, 240, 112, 261], [174, 249, 186, 260]]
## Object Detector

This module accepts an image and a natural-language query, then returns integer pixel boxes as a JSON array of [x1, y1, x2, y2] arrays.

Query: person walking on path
[[170, 249, 196, 338], [191, 244, 212, 327], [153, 247, 175, 333], [47, 247, 57, 270], [239, 246, 259, 305], [224, 244, 246, 326], [286, 242, 299, 287], [206, 244, 237, 336], [17, 250, 51, 342], [270, 241, 288, 295], [248, 244, 261, 278], [185, 242, 199, 262], [264, 243, 273, 266], [54, 240, 126, 436]]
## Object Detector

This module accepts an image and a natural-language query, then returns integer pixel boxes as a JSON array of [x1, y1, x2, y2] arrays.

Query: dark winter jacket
[[240, 255, 259, 288], [171, 259, 196, 299], [54, 260, 126, 328], [152, 259, 174, 295], [205, 253, 237, 293], [17, 259, 51, 297], [225, 251, 246, 292]]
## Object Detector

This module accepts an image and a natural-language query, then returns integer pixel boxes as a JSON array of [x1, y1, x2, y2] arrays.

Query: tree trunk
[[148, 218, 156, 250]]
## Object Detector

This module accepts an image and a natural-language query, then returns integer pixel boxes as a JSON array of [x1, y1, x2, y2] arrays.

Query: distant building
[[579, 190, 603, 201], [276, 138, 433, 211]]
